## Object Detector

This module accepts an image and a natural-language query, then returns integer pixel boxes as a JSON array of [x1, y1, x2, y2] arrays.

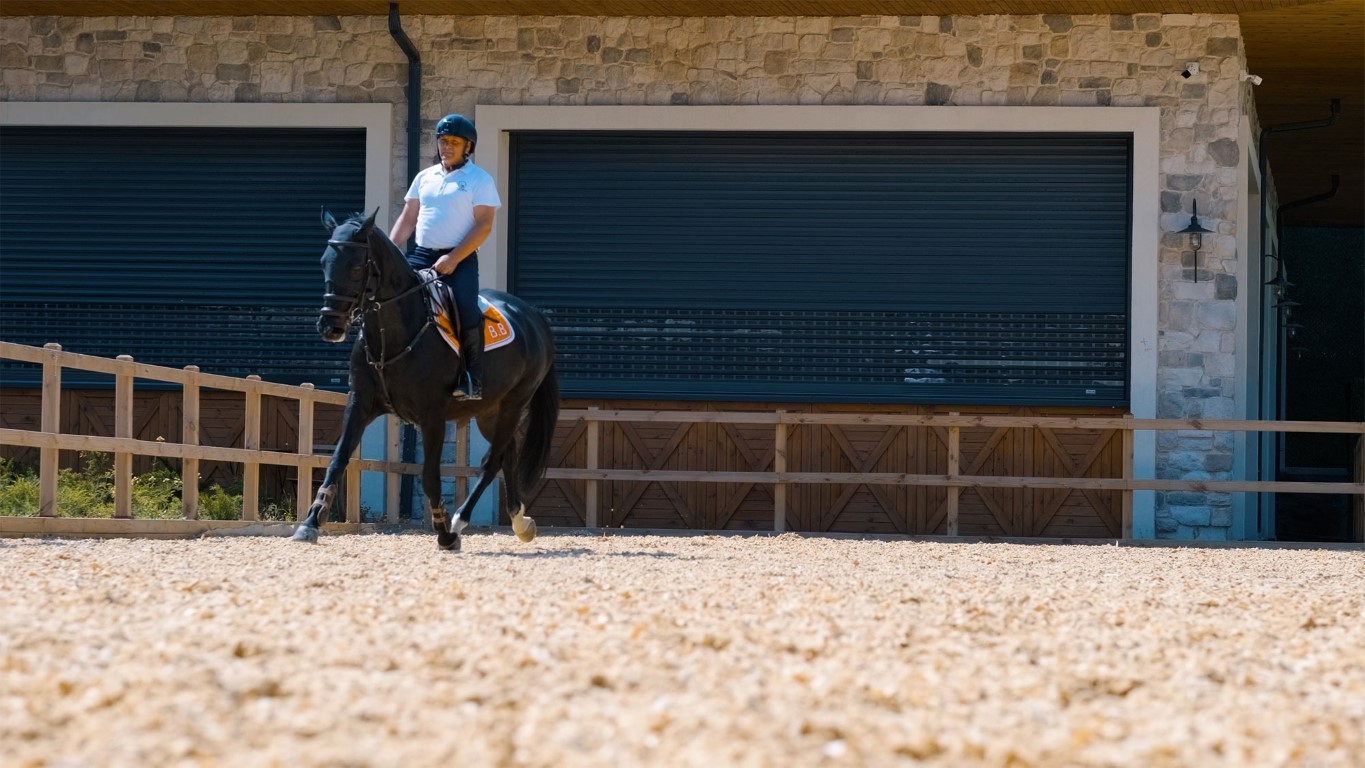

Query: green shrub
[[198, 485, 243, 521], [56, 453, 114, 517], [260, 495, 298, 522], [132, 468, 183, 519], [0, 458, 39, 516], [0, 455, 289, 521]]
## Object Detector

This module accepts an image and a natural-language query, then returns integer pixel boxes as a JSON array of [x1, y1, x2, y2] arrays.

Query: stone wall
[[0, 13, 1252, 538]]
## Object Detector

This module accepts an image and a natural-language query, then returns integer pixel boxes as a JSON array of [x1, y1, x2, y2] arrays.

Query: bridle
[[319, 238, 376, 328], [320, 234, 441, 393]]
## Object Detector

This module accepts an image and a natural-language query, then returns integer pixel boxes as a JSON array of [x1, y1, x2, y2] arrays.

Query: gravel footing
[[2, 532, 1362, 766]]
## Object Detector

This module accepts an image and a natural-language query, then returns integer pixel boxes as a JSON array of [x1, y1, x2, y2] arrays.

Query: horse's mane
[[337, 212, 397, 246], [336, 211, 408, 269]]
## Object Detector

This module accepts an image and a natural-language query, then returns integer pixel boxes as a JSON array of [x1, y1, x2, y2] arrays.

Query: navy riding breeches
[[408, 246, 482, 334]]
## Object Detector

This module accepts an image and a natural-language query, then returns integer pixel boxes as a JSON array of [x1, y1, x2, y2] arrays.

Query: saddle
[[422, 281, 515, 355]]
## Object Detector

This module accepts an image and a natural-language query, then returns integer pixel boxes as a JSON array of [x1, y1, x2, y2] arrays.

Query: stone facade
[[0, 13, 1255, 538]]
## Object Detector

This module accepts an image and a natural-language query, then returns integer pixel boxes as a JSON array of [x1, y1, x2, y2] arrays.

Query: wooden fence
[[0, 342, 476, 535], [3, 341, 1363, 540], [542, 408, 1364, 540], [0, 387, 346, 497]]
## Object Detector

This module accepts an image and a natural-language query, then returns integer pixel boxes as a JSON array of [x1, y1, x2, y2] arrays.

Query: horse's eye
[[349, 265, 365, 280]]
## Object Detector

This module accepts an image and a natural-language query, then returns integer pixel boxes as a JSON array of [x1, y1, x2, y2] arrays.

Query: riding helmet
[[435, 113, 477, 149]]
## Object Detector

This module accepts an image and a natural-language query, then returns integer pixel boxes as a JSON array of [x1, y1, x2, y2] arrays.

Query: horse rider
[[388, 113, 501, 400]]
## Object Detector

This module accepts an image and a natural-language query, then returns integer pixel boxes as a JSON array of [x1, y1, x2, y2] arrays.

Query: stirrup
[[452, 371, 482, 401]]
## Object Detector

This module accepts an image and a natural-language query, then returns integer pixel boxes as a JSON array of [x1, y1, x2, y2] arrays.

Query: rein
[[322, 236, 442, 402]]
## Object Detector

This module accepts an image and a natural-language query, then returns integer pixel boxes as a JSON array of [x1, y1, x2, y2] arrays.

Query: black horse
[[292, 209, 559, 550]]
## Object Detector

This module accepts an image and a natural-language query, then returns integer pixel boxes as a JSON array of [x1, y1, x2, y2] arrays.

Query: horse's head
[[317, 207, 379, 343]]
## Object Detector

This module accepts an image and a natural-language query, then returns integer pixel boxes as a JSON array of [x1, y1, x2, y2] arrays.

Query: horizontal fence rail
[[559, 408, 1365, 434], [3, 341, 1363, 540]]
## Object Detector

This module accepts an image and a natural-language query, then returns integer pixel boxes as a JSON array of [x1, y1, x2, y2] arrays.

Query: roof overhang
[[0, 1, 1334, 16]]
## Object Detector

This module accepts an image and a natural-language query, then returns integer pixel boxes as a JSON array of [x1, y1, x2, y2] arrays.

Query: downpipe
[[389, 2, 422, 188], [389, 2, 423, 519]]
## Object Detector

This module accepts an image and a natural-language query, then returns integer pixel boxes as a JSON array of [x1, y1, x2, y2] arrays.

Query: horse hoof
[[292, 526, 318, 543], [513, 517, 537, 543], [438, 531, 461, 551]]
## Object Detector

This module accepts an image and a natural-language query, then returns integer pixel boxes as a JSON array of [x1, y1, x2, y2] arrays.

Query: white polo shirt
[[405, 161, 501, 249]]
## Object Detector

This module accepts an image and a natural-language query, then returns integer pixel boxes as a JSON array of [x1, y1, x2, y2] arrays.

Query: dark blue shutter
[[0, 126, 365, 388], [510, 131, 1131, 406]]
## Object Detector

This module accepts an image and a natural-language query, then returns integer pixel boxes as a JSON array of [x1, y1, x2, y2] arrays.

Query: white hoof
[[511, 506, 537, 543]]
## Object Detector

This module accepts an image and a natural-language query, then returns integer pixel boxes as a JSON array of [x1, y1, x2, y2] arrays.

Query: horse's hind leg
[[451, 439, 504, 535], [465, 408, 537, 544], [450, 410, 521, 537], [497, 420, 537, 544]]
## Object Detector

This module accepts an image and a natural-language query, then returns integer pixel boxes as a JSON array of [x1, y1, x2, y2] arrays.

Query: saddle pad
[[424, 283, 516, 356], [479, 296, 515, 350]]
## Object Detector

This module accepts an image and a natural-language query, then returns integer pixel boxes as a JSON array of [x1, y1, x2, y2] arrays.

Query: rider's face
[[438, 135, 469, 166]]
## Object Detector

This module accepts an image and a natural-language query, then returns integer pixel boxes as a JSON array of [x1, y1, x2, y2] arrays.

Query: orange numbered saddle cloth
[[424, 283, 515, 356]]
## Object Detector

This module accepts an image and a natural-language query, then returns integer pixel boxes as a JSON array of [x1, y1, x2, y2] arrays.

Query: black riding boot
[[454, 325, 484, 400]]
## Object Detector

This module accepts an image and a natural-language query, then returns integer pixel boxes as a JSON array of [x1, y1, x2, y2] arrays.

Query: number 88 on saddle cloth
[[424, 284, 516, 356]]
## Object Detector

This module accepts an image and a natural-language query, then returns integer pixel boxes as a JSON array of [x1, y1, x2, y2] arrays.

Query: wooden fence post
[[585, 407, 600, 528], [343, 396, 361, 525], [386, 416, 401, 524], [181, 366, 200, 520], [774, 411, 787, 532], [345, 461, 361, 524], [113, 355, 134, 519], [296, 384, 314, 522], [39, 343, 61, 518], [946, 412, 960, 536], [1122, 415, 1135, 540], [242, 376, 261, 521]]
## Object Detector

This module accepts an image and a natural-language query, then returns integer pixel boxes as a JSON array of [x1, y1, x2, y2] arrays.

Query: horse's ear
[[360, 207, 379, 234], [321, 207, 339, 232]]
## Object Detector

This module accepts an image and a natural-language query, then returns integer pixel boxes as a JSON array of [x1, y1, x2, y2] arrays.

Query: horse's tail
[[518, 361, 560, 492]]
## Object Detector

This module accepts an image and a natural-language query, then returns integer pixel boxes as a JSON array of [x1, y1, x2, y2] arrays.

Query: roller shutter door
[[0, 126, 365, 388], [511, 131, 1131, 406]]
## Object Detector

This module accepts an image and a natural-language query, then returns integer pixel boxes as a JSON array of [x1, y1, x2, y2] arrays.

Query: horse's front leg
[[292, 398, 378, 543], [420, 422, 463, 551]]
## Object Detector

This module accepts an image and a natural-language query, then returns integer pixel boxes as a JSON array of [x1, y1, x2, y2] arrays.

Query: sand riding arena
[[2, 531, 1363, 766]]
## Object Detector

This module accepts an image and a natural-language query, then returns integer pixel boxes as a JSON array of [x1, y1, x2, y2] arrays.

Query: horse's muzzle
[[318, 314, 349, 343]]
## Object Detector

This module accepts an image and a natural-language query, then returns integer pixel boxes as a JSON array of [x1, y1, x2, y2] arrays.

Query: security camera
[[1181, 61, 1199, 79], [1239, 71, 1263, 85]]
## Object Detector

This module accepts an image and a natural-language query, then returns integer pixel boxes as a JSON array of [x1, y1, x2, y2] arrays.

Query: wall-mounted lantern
[[1264, 261, 1293, 290], [1178, 200, 1214, 282]]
